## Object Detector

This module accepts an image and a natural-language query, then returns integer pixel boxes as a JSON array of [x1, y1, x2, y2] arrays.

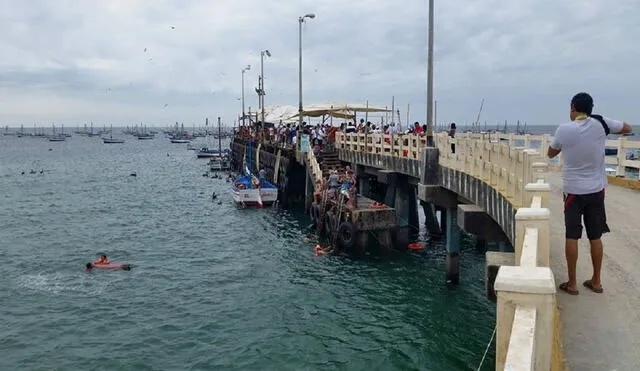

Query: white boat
[[102, 125, 125, 143], [231, 176, 278, 207], [209, 155, 231, 171]]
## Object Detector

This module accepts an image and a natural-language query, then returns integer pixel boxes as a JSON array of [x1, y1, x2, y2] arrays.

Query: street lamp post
[[260, 50, 271, 125], [241, 65, 251, 127], [298, 13, 315, 138], [426, 0, 434, 146]]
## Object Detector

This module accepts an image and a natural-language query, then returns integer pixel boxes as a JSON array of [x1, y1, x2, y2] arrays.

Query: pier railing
[[337, 131, 557, 370], [304, 141, 323, 185], [336, 131, 640, 177], [493, 172, 555, 371]]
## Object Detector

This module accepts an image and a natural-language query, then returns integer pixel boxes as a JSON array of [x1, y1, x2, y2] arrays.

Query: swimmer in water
[[93, 254, 109, 265]]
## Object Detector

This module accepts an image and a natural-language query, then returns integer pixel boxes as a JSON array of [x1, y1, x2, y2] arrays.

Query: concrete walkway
[[546, 171, 640, 371]]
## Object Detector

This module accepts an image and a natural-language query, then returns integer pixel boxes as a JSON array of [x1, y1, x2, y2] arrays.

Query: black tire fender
[[337, 222, 356, 250]]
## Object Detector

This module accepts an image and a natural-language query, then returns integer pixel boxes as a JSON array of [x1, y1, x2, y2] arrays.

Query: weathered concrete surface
[[457, 204, 510, 242], [418, 167, 516, 245], [546, 171, 640, 371], [337, 149, 423, 179]]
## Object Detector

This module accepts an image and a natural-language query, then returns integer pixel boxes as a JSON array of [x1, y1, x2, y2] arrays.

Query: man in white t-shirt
[[548, 92, 632, 296]]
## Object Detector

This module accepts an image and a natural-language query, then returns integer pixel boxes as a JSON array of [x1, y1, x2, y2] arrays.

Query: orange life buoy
[[408, 242, 423, 251]]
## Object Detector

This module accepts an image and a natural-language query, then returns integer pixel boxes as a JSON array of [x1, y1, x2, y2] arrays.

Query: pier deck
[[547, 171, 640, 371]]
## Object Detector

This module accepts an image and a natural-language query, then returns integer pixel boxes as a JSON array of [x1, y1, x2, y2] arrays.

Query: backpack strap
[[590, 114, 610, 135]]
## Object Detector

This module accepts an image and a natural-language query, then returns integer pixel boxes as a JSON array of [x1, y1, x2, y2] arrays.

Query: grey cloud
[[0, 0, 638, 127]]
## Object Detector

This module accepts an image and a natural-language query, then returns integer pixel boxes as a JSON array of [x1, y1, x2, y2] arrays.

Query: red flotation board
[[87, 263, 132, 271]]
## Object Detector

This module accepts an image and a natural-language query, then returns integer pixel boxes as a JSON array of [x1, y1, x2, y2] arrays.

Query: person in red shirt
[[412, 122, 423, 134]]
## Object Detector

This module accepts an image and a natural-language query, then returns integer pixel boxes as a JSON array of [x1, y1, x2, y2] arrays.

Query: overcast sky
[[1, 0, 638, 128]]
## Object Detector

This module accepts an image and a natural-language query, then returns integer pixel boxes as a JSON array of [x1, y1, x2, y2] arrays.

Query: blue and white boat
[[231, 141, 278, 207]]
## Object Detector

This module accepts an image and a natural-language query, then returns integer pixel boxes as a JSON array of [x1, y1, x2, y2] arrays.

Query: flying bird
[[170, 26, 175, 29], [144, 48, 147, 52], [163, 103, 168, 108]]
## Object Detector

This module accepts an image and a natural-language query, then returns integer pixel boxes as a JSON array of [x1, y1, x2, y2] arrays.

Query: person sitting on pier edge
[[548, 92, 633, 296], [327, 170, 341, 198], [449, 122, 456, 153]]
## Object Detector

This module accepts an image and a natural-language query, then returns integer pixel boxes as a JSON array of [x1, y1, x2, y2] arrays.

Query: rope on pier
[[476, 324, 496, 371]]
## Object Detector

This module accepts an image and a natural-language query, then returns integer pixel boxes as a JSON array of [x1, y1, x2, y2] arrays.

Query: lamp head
[[305, 13, 316, 19], [264, 50, 271, 57]]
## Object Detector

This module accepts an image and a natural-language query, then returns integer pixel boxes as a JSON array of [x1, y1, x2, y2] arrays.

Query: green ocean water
[[0, 134, 495, 370]]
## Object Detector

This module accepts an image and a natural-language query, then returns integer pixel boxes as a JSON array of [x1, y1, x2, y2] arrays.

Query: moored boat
[[231, 173, 278, 208], [230, 139, 277, 208], [209, 155, 231, 171]]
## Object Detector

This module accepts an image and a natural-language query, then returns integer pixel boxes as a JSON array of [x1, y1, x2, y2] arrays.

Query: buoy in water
[[408, 242, 424, 251]]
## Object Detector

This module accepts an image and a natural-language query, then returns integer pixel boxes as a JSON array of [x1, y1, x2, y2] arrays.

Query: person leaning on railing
[[548, 92, 633, 296]]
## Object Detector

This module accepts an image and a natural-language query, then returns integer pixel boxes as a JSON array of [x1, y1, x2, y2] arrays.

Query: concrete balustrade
[[336, 131, 640, 178], [304, 141, 323, 184]]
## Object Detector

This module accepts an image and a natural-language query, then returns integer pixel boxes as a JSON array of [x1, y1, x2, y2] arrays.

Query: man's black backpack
[[590, 114, 610, 135]]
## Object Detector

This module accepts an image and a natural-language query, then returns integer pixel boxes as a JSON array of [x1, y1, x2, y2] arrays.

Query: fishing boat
[[207, 117, 232, 170], [170, 137, 190, 143], [231, 171, 278, 207], [231, 140, 277, 207], [102, 125, 125, 143], [196, 147, 224, 158], [209, 155, 231, 171], [48, 124, 66, 142]]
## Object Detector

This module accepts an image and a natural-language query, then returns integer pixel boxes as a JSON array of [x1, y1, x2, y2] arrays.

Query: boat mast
[[217, 117, 222, 154]]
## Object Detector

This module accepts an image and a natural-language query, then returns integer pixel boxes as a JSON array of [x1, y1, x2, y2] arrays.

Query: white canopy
[[261, 105, 299, 124]]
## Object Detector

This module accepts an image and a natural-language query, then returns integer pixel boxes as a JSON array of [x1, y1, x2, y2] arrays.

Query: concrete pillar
[[378, 229, 393, 250], [393, 182, 418, 229], [422, 201, 442, 236], [304, 166, 310, 211], [395, 187, 409, 227], [439, 207, 447, 232], [383, 177, 397, 208], [358, 176, 370, 198], [356, 231, 368, 256], [409, 186, 419, 232], [445, 206, 461, 284]]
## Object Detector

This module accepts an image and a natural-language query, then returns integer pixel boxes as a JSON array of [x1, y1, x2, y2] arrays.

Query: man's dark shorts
[[563, 189, 610, 240]]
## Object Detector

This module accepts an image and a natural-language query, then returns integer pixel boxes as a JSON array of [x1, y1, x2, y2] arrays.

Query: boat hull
[[89, 263, 131, 270], [209, 161, 231, 171], [231, 188, 278, 207]]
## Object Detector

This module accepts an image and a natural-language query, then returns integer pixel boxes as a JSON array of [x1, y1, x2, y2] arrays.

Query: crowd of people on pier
[[234, 117, 436, 152], [313, 167, 358, 208]]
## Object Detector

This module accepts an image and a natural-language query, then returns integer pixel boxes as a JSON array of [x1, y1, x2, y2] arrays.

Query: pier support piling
[[445, 206, 461, 284], [422, 201, 442, 237]]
